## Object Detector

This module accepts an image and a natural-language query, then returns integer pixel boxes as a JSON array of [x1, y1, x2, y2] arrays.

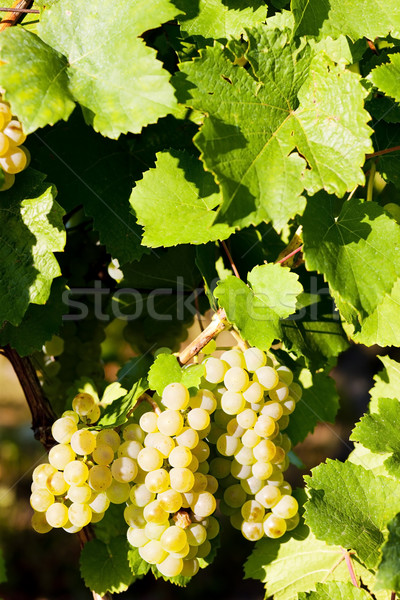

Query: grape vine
[[1, 1, 400, 600]]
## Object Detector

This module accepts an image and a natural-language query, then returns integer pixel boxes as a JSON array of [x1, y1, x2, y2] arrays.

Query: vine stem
[[391, 592, 396, 600], [366, 145, 400, 159], [221, 240, 241, 279], [277, 245, 303, 265], [178, 308, 228, 365], [2, 345, 113, 600], [341, 548, 359, 587], [0, 0, 34, 31], [367, 161, 376, 202]]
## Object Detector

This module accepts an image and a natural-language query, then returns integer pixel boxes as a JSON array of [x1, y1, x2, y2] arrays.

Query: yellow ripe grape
[[144, 432, 175, 458], [234, 446, 256, 466], [198, 423, 211, 440], [286, 512, 300, 531], [231, 460, 252, 480], [96, 428, 121, 452], [192, 472, 208, 492], [241, 499, 265, 522], [62, 521, 82, 534], [186, 523, 207, 546], [156, 555, 183, 577], [30, 489, 54, 512], [181, 558, 199, 577], [106, 480, 131, 504], [3, 119, 26, 146], [157, 410, 184, 437], [224, 367, 249, 392], [130, 483, 155, 507], [236, 408, 257, 430], [0, 172, 15, 191], [143, 500, 169, 524], [271, 446, 286, 465], [123, 423, 145, 443], [244, 348, 266, 372], [145, 468, 170, 494], [281, 397, 296, 416], [63, 460, 89, 486], [70, 429, 96, 456], [192, 491, 216, 517], [90, 511, 104, 524], [168, 445, 192, 468], [243, 382, 264, 405], [254, 415, 276, 438], [72, 392, 95, 417], [221, 349, 246, 368], [255, 366, 279, 390], [0, 102, 12, 128], [68, 502, 92, 527], [93, 443, 114, 465], [111, 456, 138, 483], [158, 489, 182, 513], [51, 416, 78, 444], [127, 527, 149, 547], [162, 382, 190, 410], [160, 525, 187, 553], [279, 481, 293, 496], [240, 476, 263, 495], [144, 521, 169, 541], [280, 434, 292, 454], [62, 410, 79, 424], [255, 485, 281, 508], [89, 492, 110, 513], [118, 440, 143, 460], [139, 411, 159, 433], [278, 415, 290, 431], [137, 447, 163, 472], [191, 390, 218, 414], [276, 365, 293, 385], [217, 433, 241, 457], [48, 444, 76, 470], [169, 467, 195, 493], [226, 418, 245, 438], [31, 511, 53, 534], [86, 403, 101, 424], [0, 132, 10, 157], [241, 429, 261, 449], [67, 484, 92, 504], [192, 440, 210, 463], [272, 495, 298, 520], [205, 474, 218, 494], [269, 382, 289, 403], [45, 502, 69, 528], [187, 408, 210, 431], [241, 521, 264, 541], [32, 463, 57, 488], [46, 471, 69, 496], [261, 401, 283, 421], [206, 515, 220, 539], [221, 391, 246, 416], [204, 357, 229, 384], [124, 504, 146, 528], [252, 461, 273, 481], [175, 427, 199, 449], [88, 465, 112, 491], [263, 513, 287, 538]]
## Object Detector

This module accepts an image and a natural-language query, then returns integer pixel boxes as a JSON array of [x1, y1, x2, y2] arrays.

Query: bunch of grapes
[[31, 343, 301, 581], [0, 99, 28, 191], [123, 382, 219, 578], [205, 347, 300, 541]]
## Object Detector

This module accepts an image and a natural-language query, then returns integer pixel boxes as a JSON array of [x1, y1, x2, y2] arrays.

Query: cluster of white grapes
[[0, 99, 28, 191], [30, 345, 301, 580], [204, 347, 300, 541]]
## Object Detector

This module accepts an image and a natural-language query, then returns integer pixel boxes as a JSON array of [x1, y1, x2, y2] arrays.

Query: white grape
[[244, 348, 266, 372], [158, 488, 182, 513], [243, 381, 264, 404], [169, 467, 195, 493], [145, 468, 169, 494], [118, 440, 142, 460], [187, 408, 210, 431], [93, 443, 114, 465], [241, 429, 261, 449], [64, 460, 89, 486], [162, 382, 190, 410], [30, 489, 54, 512], [68, 503, 92, 527], [255, 485, 281, 508], [70, 430, 96, 456], [192, 491, 216, 517], [123, 423, 145, 443], [46, 471, 69, 496], [224, 367, 249, 392], [72, 393, 95, 417], [139, 411, 158, 433], [137, 447, 163, 472], [261, 401, 283, 420], [3, 119, 26, 146], [217, 434, 241, 456], [51, 417, 77, 444], [157, 555, 183, 577], [220, 350, 245, 368], [190, 389, 217, 413], [106, 480, 130, 504], [223, 484, 247, 508], [255, 366, 279, 390], [236, 408, 257, 430], [241, 521, 264, 541], [124, 504, 146, 528], [45, 502, 69, 528], [240, 476, 263, 495], [263, 513, 287, 538], [143, 500, 169, 525], [157, 409, 184, 436], [127, 527, 148, 547], [271, 495, 298, 519], [96, 428, 120, 452], [175, 427, 199, 449], [221, 391, 246, 415], [111, 456, 138, 483], [269, 382, 289, 403], [88, 465, 112, 491], [48, 444, 76, 470], [130, 483, 155, 507]]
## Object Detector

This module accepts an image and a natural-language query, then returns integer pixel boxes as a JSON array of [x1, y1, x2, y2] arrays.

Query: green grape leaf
[[297, 582, 372, 600], [98, 376, 149, 428], [0, 548, 6, 583], [245, 522, 356, 599], [0, 278, 66, 355], [116, 356, 154, 391], [285, 369, 339, 446], [351, 398, 400, 478], [39, 0, 180, 138], [80, 537, 134, 596], [177, 28, 372, 230], [376, 513, 400, 593], [148, 353, 205, 396], [348, 443, 390, 478], [0, 27, 74, 133], [302, 195, 400, 327], [215, 264, 303, 349], [292, 0, 400, 41], [371, 54, 400, 105], [130, 150, 234, 247], [94, 504, 126, 544], [28, 111, 148, 264], [0, 169, 65, 327], [174, 0, 267, 41], [370, 356, 400, 413], [128, 547, 151, 578], [304, 460, 400, 568]]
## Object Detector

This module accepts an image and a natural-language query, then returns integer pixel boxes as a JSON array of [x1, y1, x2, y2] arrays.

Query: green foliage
[[147, 353, 205, 395], [375, 514, 400, 593], [80, 537, 134, 595], [305, 460, 400, 568], [215, 264, 303, 349], [297, 582, 372, 600], [0, 548, 6, 584]]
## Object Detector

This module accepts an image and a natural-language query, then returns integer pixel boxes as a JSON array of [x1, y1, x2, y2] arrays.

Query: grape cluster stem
[[0, 0, 35, 31], [178, 308, 228, 366], [1, 345, 113, 600]]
